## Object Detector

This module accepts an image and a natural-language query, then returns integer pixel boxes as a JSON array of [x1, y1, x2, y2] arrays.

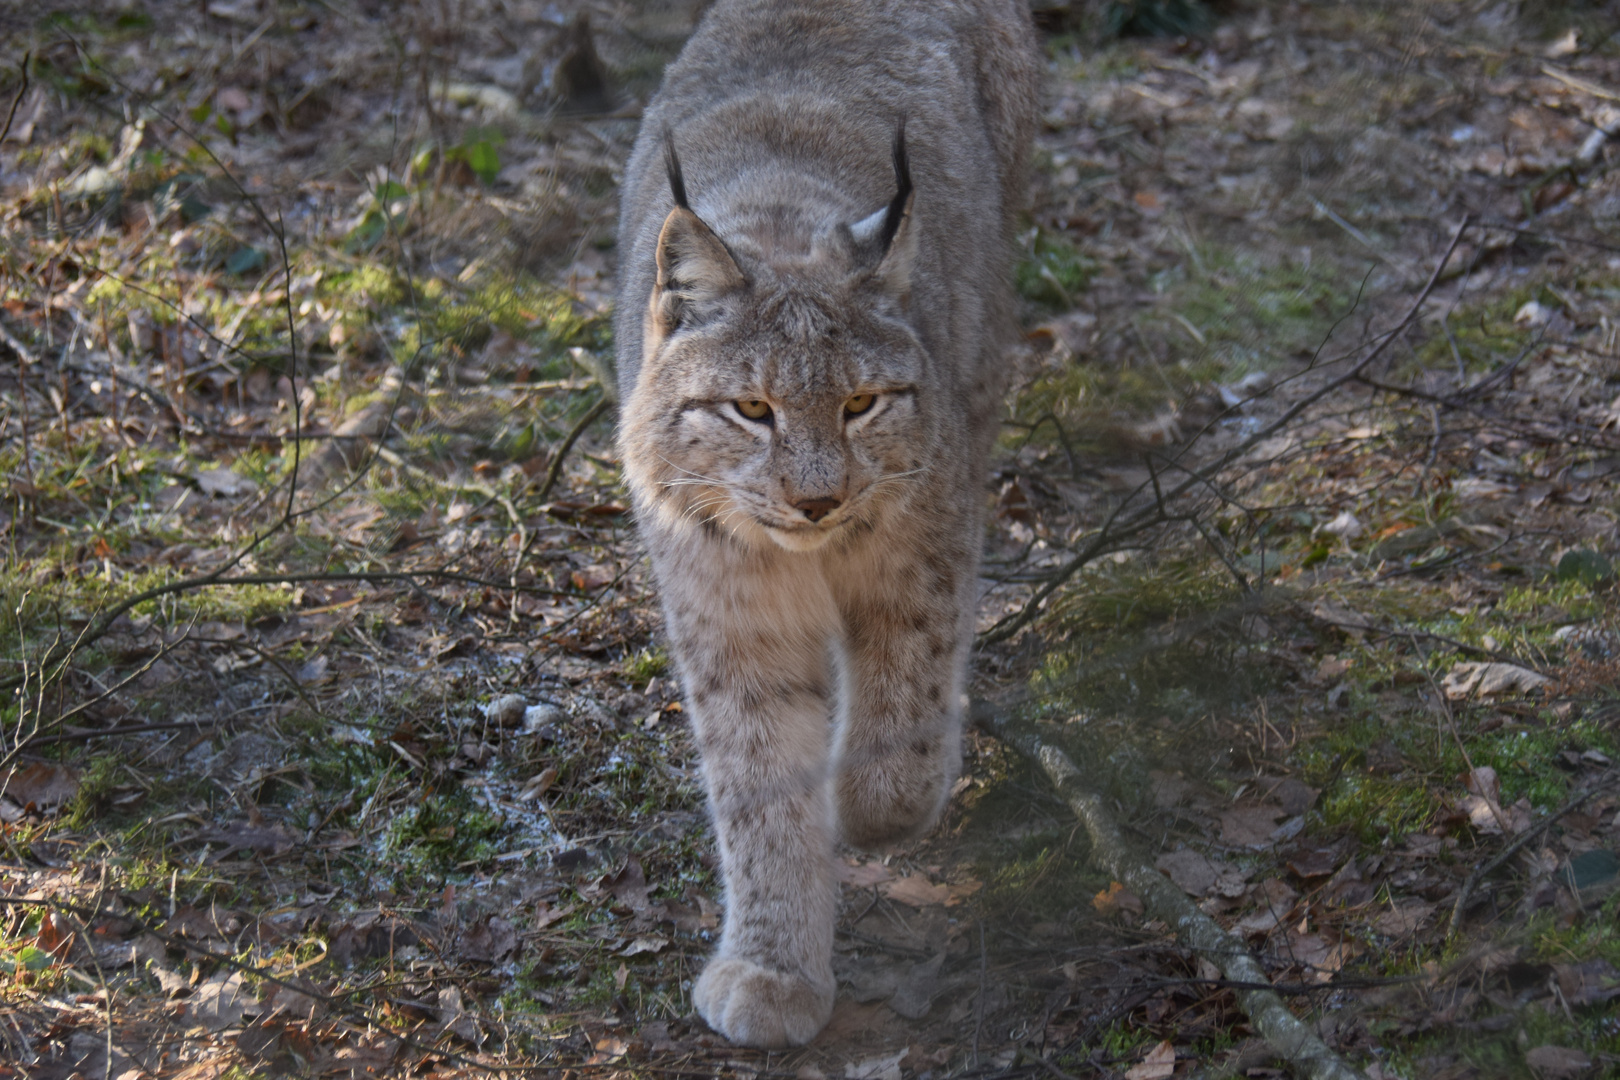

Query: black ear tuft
[[663, 127, 690, 211], [878, 114, 911, 254]]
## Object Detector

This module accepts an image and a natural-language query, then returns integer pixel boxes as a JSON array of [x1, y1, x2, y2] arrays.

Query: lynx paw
[[692, 957, 833, 1048]]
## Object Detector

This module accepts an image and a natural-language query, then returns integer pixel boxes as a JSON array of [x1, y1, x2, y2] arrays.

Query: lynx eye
[[735, 399, 773, 422], [844, 393, 876, 416]]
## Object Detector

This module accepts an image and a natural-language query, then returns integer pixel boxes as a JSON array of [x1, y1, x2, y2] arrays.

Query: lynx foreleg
[[659, 537, 840, 1048]]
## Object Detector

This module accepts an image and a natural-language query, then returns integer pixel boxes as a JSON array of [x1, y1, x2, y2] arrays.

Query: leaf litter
[[0, 1, 1619, 1078]]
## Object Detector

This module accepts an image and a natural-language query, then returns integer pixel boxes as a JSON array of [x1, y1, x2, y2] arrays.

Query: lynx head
[[622, 123, 933, 553]]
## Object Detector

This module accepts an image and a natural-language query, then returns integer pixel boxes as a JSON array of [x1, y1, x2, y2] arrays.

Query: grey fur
[[614, 0, 1039, 1049]]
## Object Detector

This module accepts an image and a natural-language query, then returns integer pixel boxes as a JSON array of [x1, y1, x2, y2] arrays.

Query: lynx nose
[[795, 497, 841, 522]]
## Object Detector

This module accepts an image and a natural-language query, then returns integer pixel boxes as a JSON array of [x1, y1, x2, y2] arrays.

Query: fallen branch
[[20, 707, 273, 747], [973, 703, 1366, 1080]]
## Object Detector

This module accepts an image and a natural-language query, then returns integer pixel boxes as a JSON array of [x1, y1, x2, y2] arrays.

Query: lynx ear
[[649, 135, 745, 337], [849, 118, 916, 305]]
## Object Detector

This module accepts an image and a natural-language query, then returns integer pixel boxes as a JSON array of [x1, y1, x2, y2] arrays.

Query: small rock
[[1321, 510, 1363, 540], [484, 694, 528, 728], [577, 698, 620, 731], [1514, 300, 1553, 328], [1552, 624, 1613, 659], [522, 704, 569, 734]]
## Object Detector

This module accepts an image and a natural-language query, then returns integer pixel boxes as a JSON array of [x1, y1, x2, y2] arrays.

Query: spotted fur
[[613, 0, 1039, 1049]]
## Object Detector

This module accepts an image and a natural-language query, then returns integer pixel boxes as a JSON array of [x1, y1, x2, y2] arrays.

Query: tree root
[[974, 705, 1366, 1080]]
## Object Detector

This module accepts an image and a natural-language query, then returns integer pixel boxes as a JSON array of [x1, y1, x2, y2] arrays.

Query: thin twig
[[1446, 776, 1613, 938], [535, 393, 613, 502], [0, 53, 29, 146], [1410, 634, 1513, 837], [978, 218, 1472, 646], [22, 707, 272, 747], [973, 918, 988, 1067]]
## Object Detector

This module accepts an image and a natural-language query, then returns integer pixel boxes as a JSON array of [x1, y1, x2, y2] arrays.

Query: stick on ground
[[973, 703, 1366, 1080]]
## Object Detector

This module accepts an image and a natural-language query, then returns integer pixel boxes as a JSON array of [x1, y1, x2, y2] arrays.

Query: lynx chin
[[613, 0, 1039, 1049]]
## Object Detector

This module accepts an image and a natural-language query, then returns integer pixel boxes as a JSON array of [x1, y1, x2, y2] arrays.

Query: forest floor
[[2, 1, 1620, 1078]]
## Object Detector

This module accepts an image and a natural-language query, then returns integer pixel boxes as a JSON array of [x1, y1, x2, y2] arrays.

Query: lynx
[[614, 0, 1039, 1049]]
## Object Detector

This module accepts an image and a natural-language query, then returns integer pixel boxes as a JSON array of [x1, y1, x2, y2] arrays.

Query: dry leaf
[[192, 970, 248, 1031], [1321, 510, 1363, 539], [570, 563, 617, 591], [1459, 792, 1504, 833], [1266, 778, 1319, 816], [155, 964, 191, 997], [461, 915, 518, 964], [1219, 805, 1285, 848], [1156, 849, 1248, 897], [1458, 766, 1533, 835], [879, 875, 952, 907], [518, 767, 558, 801], [1092, 881, 1144, 919], [437, 984, 481, 1046], [532, 901, 576, 930], [838, 859, 896, 888], [1442, 661, 1550, 699], [586, 1034, 628, 1065], [845, 1048, 908, 1080], [37, 910, 74, 957], [620, 934, 669, 956], [1553, 959, 1620, 1006], [1, 763, 80, 813], [1284, 930, 1357, 981], [604, 856, 651, 913], [1545, 29, 1580, 58], [196, 467, 257, 498], [1028, 310, 1098, 362], [888, 952, 946, 1019], [1524, 1045, 1592, 1079], [1124, 1039, 1176, 1080], [1372, 901, 1434, 937]]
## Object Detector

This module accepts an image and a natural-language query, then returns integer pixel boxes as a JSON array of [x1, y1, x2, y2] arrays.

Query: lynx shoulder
[[613, 0, 1039, 1049]]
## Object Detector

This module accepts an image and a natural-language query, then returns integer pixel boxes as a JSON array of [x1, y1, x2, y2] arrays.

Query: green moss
[[1017, 229, 1096, 308], [64, 754, 122, 829], [1317, 772, 1437, 844], [1410, 288, 1545, 379], [1160, 244, 1352, 372], [379, 786, 504, 882], [623, 646, 670, 687]]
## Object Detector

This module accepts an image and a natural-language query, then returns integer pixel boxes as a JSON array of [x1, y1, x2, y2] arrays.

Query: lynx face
[[622, 155, 935, 552]]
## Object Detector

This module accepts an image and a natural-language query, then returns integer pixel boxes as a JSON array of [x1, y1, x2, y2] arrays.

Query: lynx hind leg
[[693, 957, 834, 1049], [833, 546, 973, 851]]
